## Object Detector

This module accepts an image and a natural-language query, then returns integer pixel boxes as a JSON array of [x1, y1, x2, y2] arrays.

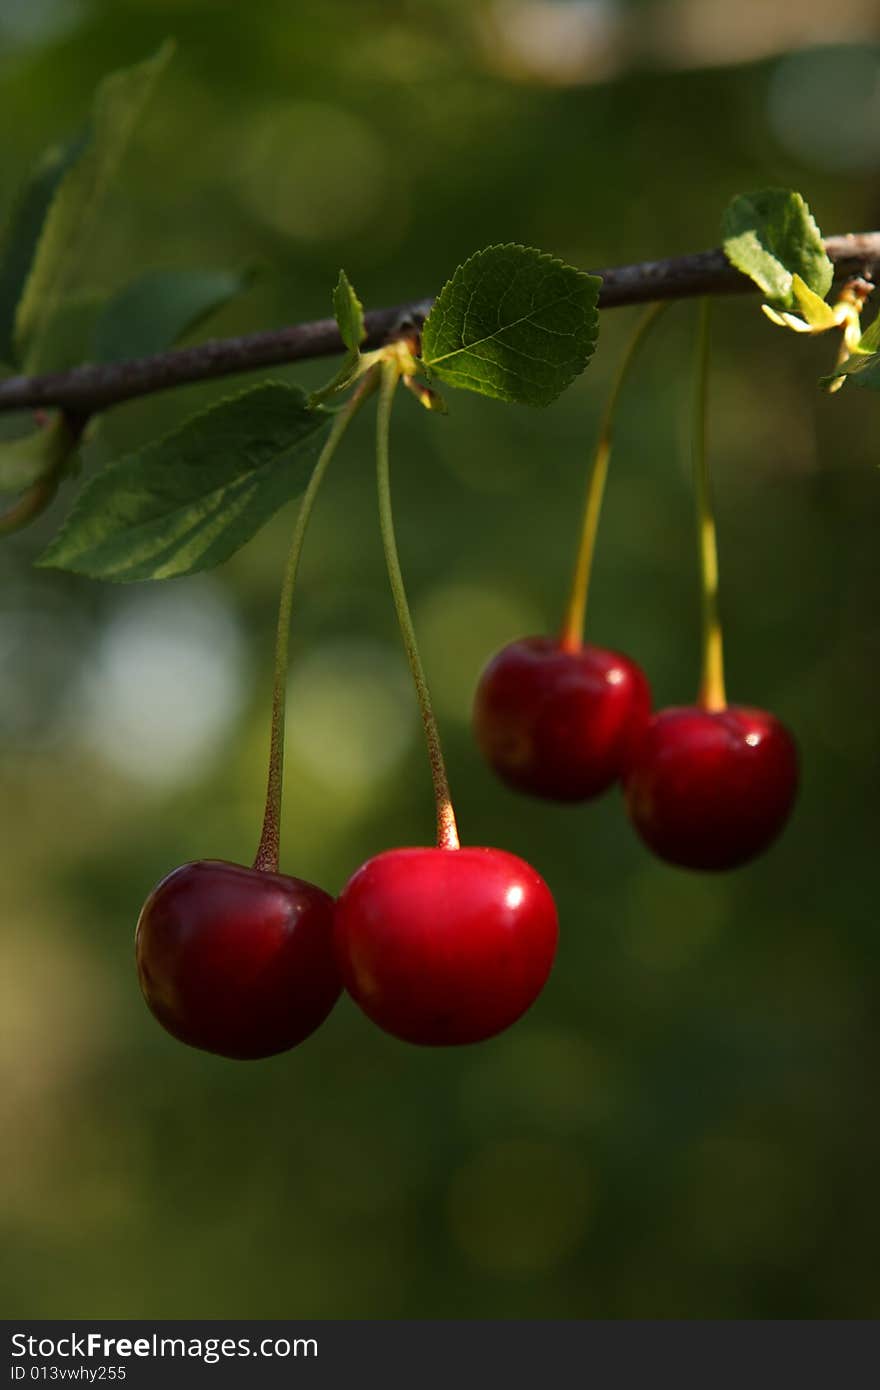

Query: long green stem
[[254, 376, 376, 872], [693, 298, 726, 711], [376, 358, 460, 851], [559, 302, 668, 651]]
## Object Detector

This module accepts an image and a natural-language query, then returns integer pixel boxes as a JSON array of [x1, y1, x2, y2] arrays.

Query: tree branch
[[0, 233, 876, 417]]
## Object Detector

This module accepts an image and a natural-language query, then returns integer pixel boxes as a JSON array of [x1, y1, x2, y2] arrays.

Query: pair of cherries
[[136, 844, 558, 1060], [473, 636, 798, 870]]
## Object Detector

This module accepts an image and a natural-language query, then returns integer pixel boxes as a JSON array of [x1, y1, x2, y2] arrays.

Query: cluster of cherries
[[136, 844, 558, 1059], [473, 635, 798, 872], [136, 311, 798, 1063]]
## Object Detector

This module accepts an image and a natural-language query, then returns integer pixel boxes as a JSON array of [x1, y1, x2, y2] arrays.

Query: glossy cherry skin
[[623, 705, 798, 871], [333, 846, 559, 1046], [473, 636, 652, 801], [136, 860, 341, 1059]]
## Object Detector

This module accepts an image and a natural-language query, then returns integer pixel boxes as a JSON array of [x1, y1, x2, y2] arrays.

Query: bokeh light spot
[[286, 639, 417, 792], [72, 582, 246, 789], [768, 46, 880, 172], [239, 102, 391, 241], [459, 1028, 603, 1135], [448, 1138, 593, 1275], [623, 866, 727, 970], [416, 582, 545, 718]]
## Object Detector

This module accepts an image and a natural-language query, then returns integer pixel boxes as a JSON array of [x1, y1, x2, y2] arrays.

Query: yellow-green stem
[[254, 376, 377, 872], [376, 358, 459, 851], [693, 298, 727, 712], [559, 302, 668, 651]]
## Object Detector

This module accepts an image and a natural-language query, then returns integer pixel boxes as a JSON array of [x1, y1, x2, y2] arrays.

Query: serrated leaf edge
[[37, 380, 325, 575], [422, 242, 601, 370]]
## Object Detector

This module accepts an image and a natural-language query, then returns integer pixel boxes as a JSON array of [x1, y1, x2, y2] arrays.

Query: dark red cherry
[[136, 860, 341, 1059], [333, 846, 558, 1046], [623, 705, 798, 871], [473, 635, 651, 801]]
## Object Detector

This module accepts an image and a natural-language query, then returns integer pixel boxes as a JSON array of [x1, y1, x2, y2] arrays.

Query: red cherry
[[333, 846, 558, 1046], [473, 635, 652, 801], [136, 860, 341, 1059], [623, 705, 798, 871]]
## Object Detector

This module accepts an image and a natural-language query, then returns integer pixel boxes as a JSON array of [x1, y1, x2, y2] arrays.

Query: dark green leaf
[[822, 307, 880, 385], [722, 189, 833, 311], [15, 41, 174, 366], [421, 244, 600, 405], [38, 383, 330, 581], [24, 289, 105, 374], [333, 269, 365, 354], [821, 350, 880, 391], [0, 134, 86, 367], [92, 267, 255, 363]]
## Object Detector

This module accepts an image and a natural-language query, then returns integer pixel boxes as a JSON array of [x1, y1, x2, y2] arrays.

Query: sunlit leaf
[[421, 244, 600, 406], [722, 189, 833, 311], [333, 268, 366, 355]]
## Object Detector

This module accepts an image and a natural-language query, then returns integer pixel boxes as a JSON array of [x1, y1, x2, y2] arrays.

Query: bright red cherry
[[333, 846, 558, 1046], [136, 860, 341, 1059], [473, 636, 652, 801], [623, 705, 798, 871]]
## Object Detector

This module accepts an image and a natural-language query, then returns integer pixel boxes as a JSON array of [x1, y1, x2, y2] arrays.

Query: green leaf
[[420, 244, 600, 405], [333, 269, 366, 354], [310, 270, 367, 407], [24, 289, 105, 374], [92, 266, 255, 363], [821, 350, 880, 391], [857, 312, 880, 354], [0, 134, 86, 367], [15, 41, 174, 366], [38, 383, 330, 581], [845, 355, 880, 390], [722, 189, 833, 311]]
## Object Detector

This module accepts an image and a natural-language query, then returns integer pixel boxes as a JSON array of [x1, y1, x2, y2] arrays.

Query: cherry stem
[[375, 357, 460, 851], [693, 297, 727, 712], [559, 301, 668, 651], [254, 375, 377, 873]]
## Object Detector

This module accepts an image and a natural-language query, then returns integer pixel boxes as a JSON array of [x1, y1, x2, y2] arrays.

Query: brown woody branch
[[0, 233, 877, 417]]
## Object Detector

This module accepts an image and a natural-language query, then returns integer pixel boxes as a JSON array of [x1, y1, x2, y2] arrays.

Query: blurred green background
[[1, 0, 879, 1319]]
